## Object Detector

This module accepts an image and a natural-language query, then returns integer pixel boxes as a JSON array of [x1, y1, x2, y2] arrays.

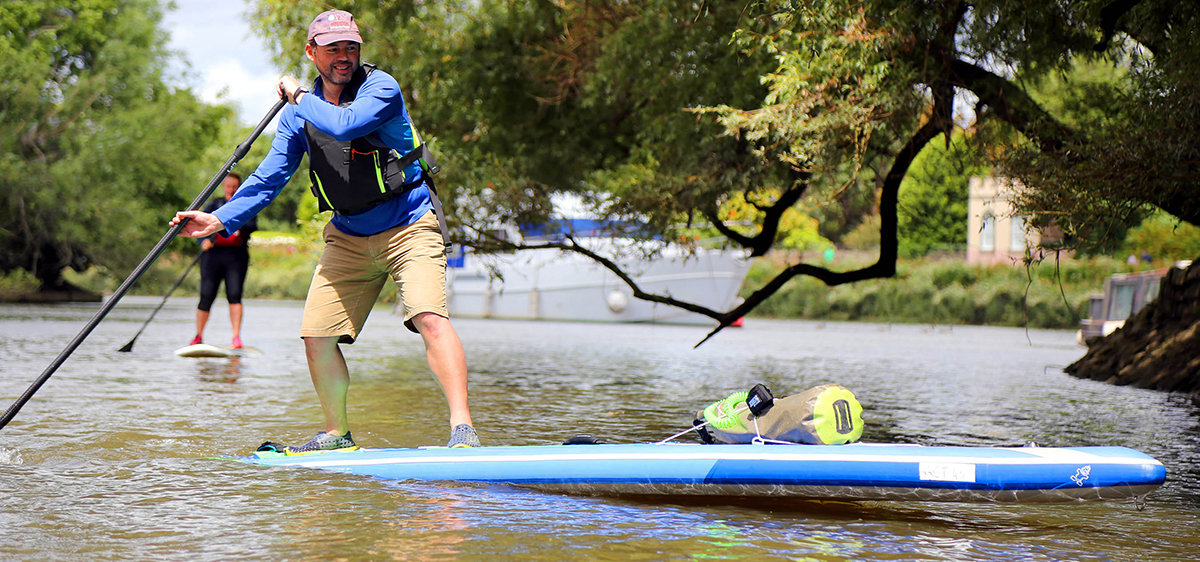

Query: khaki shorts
[[301, 211, 448, 342]]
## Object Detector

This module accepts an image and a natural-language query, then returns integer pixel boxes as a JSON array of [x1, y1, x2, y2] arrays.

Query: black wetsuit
[[197, 197, 257, 312]]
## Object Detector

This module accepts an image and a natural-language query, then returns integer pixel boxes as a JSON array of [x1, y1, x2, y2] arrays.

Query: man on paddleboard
[[170, 9, 478, 451], [191, 172, 256, 350]]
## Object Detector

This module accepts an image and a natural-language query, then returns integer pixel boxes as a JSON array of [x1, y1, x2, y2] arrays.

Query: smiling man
[[170, 9, 479, 452]]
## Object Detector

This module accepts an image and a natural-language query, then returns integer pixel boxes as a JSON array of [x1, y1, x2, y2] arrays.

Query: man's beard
[[321, 62, 359, 85]]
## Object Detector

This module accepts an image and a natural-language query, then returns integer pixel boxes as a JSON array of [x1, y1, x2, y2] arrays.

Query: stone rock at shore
[[1065, 259, 1200, 393]]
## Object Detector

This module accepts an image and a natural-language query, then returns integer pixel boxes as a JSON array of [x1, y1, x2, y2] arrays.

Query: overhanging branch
[[946, 59, 1078, 152], [702, 170, 812, 257], [501, 238, 727, 320], [1094, 0, 1144, 52], [693, 105, 950, 347]]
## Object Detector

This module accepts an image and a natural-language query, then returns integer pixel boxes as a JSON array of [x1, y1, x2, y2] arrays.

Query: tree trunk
[[1065, 260, 1200, 393]]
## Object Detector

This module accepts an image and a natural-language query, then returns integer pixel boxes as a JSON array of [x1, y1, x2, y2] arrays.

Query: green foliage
[[842, 215, 881, 251], [0, 0, 234, 287], [0, 269, 41, 299], [998, 2, 1200, 232], [243, 0, 1200, 323], [1121, 211, 1200, 263], [747, 257, 1129, 328], [193, 122, 314, 231], [243, 245, 319, 300], [249, 0, 779, 249], [897, 133, 981, 257]]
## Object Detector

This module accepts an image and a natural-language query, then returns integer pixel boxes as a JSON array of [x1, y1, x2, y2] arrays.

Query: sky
[[161, 0, 283, 129]]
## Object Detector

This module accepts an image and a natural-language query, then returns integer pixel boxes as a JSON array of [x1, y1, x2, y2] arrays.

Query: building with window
[[967, 177, 1043, 265]]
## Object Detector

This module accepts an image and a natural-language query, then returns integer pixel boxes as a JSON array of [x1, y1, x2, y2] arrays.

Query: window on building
[[980, 214, 995, 252], [1010, 215, 1026, 252]]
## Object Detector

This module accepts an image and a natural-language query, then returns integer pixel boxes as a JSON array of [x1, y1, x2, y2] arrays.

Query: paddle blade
[[117, 339, 135, 353]]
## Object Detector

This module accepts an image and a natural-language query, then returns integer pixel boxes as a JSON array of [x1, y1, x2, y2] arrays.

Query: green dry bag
[[694, 384, 864, 445]]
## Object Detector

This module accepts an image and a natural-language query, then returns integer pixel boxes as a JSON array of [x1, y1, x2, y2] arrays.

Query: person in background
[[192, 172, 256, 349], [170, 9, 478, 452]]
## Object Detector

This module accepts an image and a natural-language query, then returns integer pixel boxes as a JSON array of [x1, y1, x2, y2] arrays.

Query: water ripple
[[1, 301, 1197, 560]]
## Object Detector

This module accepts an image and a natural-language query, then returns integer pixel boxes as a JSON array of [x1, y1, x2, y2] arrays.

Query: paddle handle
[[0, 99, 286, 430]]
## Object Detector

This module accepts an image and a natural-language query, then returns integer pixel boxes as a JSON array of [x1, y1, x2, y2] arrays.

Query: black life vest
[[305, 64, 440, 216]]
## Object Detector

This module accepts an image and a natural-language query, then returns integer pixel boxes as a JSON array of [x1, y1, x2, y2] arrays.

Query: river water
[[1, 297, 1197, 560]]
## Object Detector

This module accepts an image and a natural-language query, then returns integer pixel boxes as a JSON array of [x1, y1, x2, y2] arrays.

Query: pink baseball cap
[[307, 10, 363, 45]]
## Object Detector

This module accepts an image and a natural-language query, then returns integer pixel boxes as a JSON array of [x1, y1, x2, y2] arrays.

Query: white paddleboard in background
[[174, 344, 261, 358]]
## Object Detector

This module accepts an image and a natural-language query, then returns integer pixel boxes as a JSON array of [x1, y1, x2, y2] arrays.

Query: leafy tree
[[191, 123, 312, 233], [696, 0, 1200, 339], [897, 132, 980, 257], [999, 1, 1200, 235], [247, 0, 1200, 343], [1121, 211, 1200, 263], [0, 0, 232, 289]]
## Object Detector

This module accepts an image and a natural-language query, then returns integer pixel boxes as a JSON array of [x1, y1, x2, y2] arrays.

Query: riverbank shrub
[[743, 255, 1133, 329], [55, 234, 1137, 329], [1120, 211, 1200, 263], [0, 269, 41, 299], [61, 232, 400, 305]]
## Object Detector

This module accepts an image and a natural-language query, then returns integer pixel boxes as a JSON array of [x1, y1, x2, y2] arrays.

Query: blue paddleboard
[[240, 442, 1165, 503]]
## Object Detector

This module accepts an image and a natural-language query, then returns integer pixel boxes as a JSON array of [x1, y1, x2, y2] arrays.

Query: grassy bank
[[741, 253, 1138, 329]]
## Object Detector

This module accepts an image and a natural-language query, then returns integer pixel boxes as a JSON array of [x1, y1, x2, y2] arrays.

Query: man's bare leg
[[303, 336, 351, 435], [411, 312, 472, 428]]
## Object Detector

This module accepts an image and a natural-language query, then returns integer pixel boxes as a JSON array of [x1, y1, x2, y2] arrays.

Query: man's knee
[[411, 312, 451, 336], [303, 336, 340, 362]]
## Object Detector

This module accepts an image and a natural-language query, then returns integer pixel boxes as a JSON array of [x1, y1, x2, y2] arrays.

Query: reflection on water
[[0, 297, 1198, 560], [195, 356, 242, 385]]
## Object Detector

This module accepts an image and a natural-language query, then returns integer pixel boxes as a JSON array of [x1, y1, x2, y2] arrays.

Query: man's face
[[305, 40, 361, 87], [222, 176, 240, 199]]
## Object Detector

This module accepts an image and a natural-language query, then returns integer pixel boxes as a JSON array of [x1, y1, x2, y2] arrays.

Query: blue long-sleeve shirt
[[212, 66, 433, 237]]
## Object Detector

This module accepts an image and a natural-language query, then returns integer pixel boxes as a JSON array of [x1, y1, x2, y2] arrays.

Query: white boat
[[435, 204, 752, 325]]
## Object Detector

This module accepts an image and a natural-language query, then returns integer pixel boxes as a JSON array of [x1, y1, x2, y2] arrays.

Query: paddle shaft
[[117, 250, 203, 352], [0, 99, 286, 431]]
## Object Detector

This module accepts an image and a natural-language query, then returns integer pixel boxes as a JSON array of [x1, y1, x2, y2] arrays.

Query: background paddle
[[0, 98, 286, 431], [116, 250, 203, 353]]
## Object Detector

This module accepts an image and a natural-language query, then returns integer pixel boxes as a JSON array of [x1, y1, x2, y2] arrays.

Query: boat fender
[[605, 290, 629, 313]]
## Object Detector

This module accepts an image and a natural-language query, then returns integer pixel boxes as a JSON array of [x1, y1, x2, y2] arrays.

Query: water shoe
[[189, 334, 203, 346], [231, 336, 243, 349], [447, 424, 481, 448], [277, 431, 357, 455]]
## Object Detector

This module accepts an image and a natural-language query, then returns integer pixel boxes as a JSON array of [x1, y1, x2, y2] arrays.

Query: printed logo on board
[[1070, 465, 1092, 486]]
